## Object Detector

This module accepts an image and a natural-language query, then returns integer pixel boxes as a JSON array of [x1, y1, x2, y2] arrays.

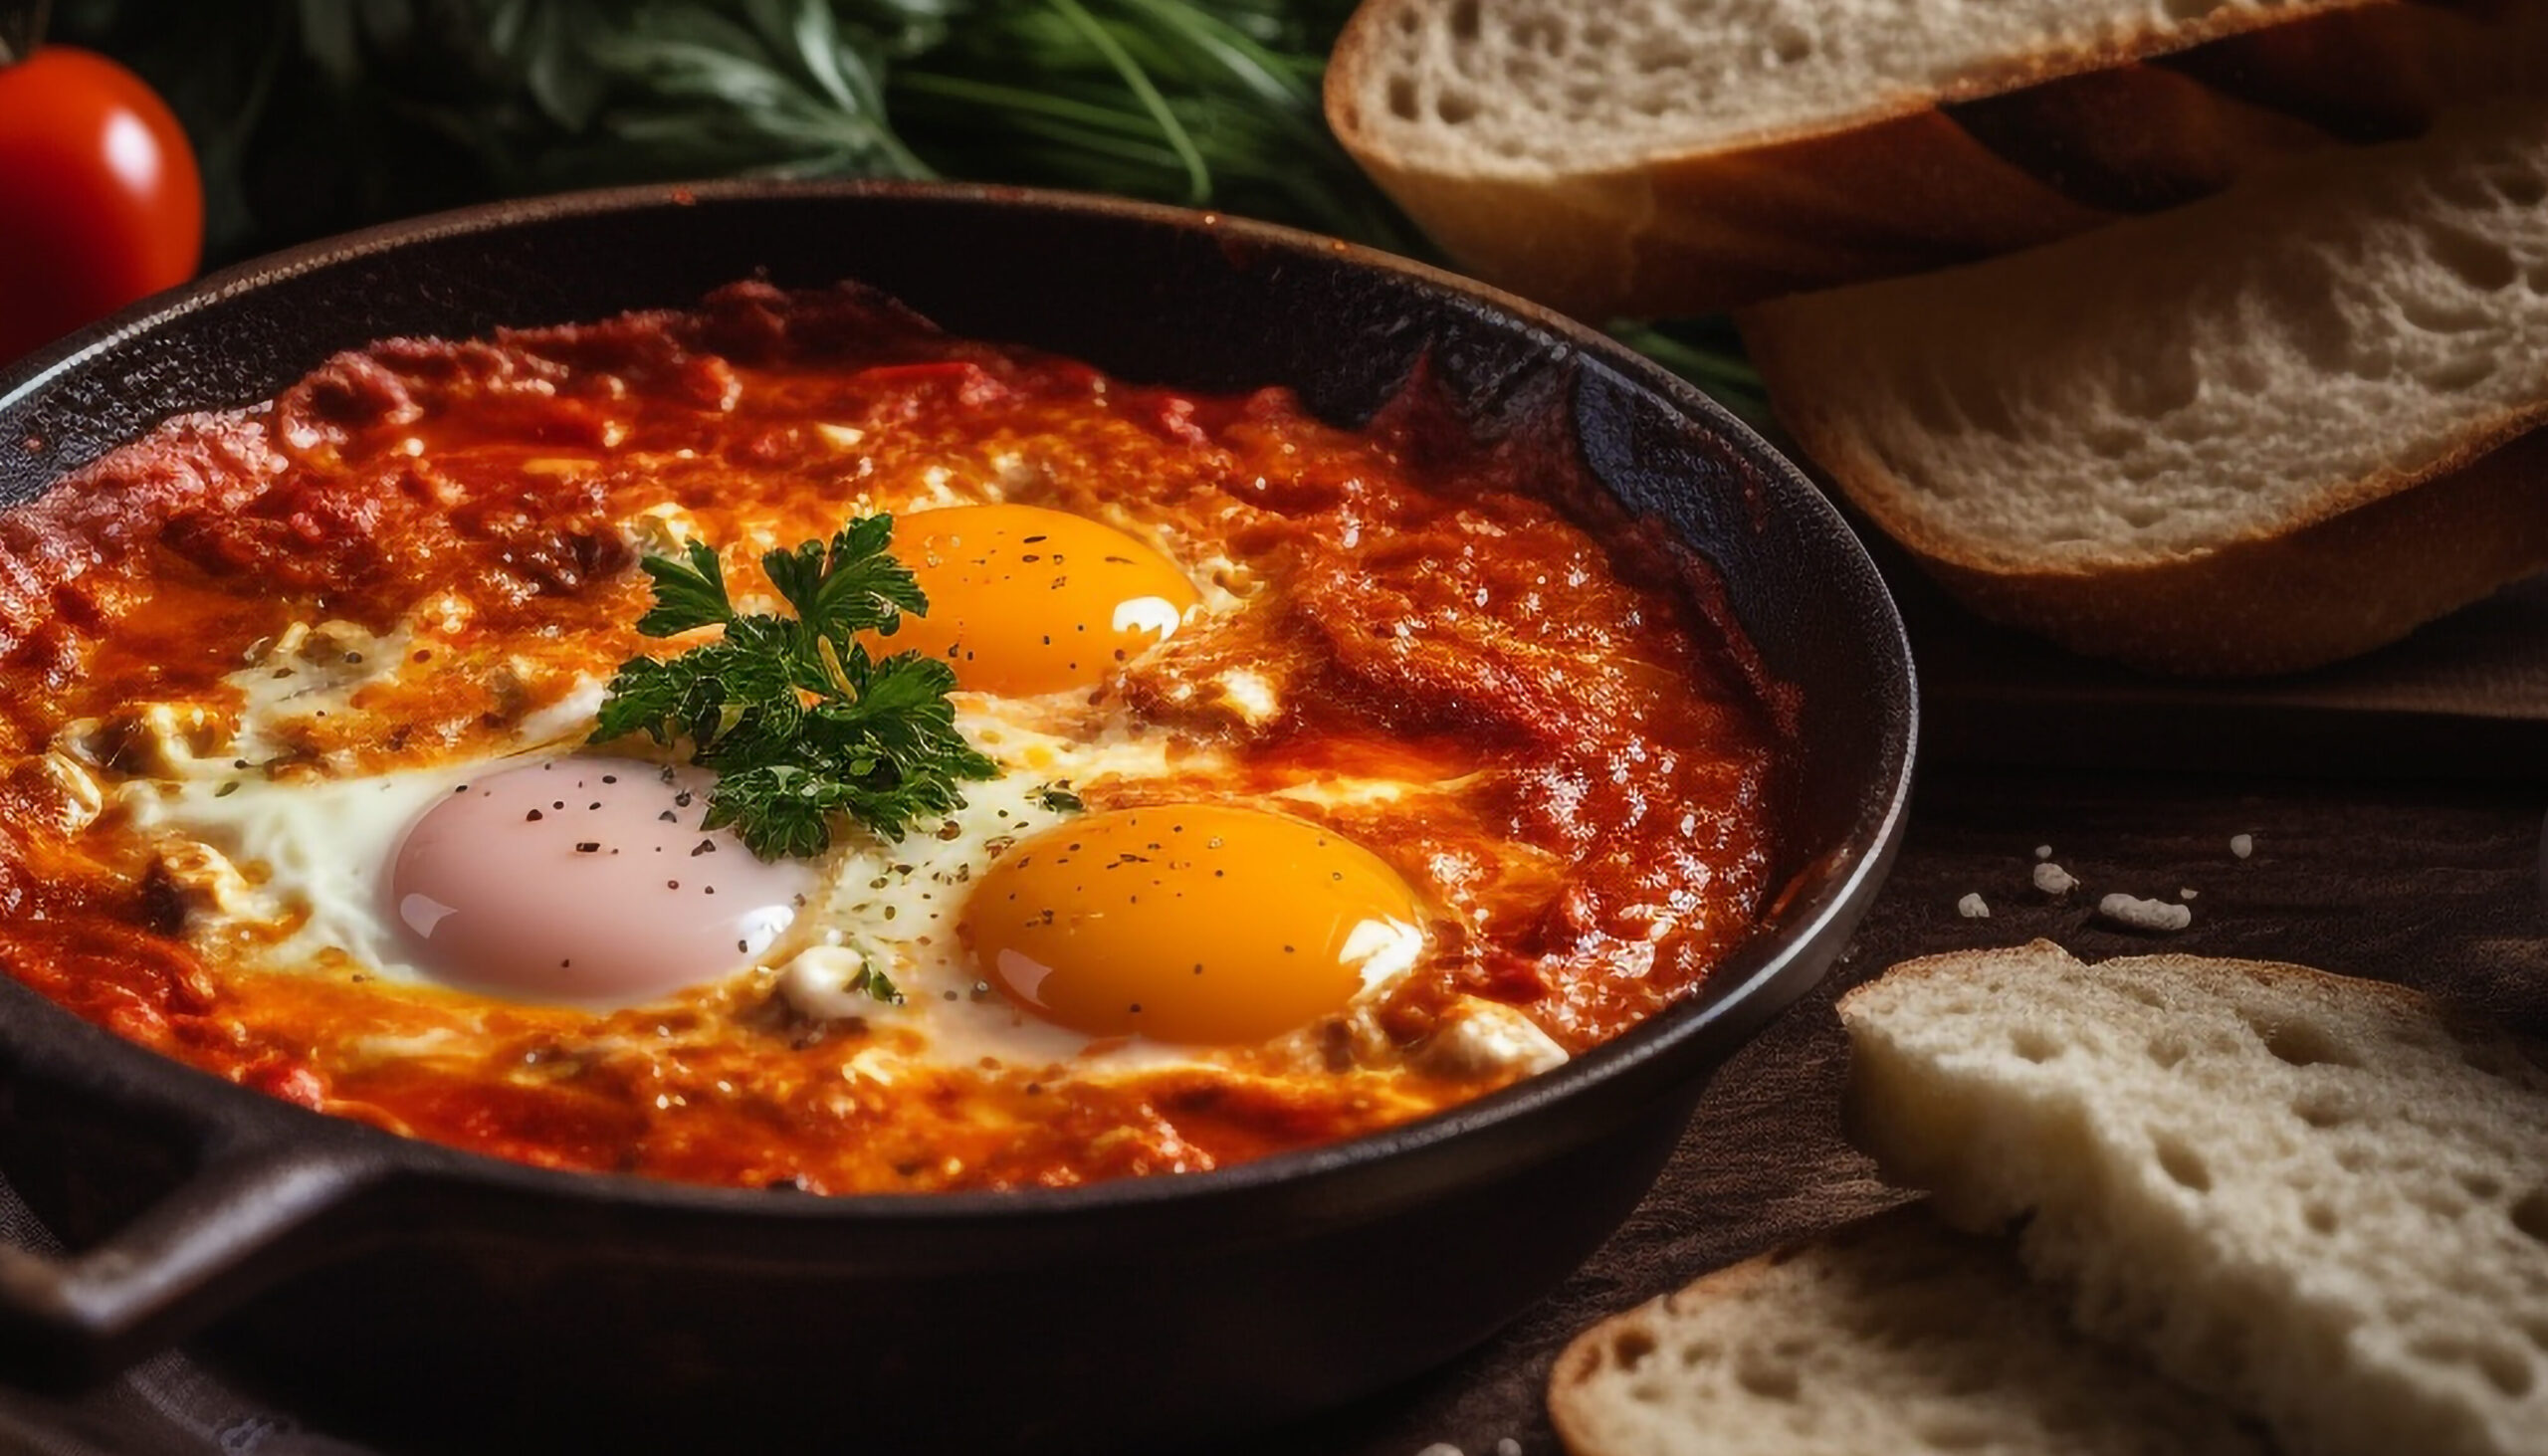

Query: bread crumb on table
[[1958, 892, 1991, 919], [2098, 893, 2192, 932], [2033, 861, 2079, 895]]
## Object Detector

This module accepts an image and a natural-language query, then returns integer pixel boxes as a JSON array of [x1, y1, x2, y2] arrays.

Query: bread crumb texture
[[1744, 98, 2548, 567], [1336, 0, 2353, 177], [1839, 941, 2548, 1456], [1548, 1203, 2269, 1456]]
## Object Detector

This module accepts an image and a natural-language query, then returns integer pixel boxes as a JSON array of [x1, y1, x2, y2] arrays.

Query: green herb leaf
[[848, 958, 904, 1005], [635, 539, 737, 637], [593, 514, 995, 858], [760, 515, 925, 646]]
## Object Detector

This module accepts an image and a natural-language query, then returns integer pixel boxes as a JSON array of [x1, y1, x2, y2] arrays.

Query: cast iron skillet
[[0, 183, 1913, 1455]]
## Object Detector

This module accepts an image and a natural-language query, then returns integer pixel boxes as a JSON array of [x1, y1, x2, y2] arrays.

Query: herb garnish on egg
[[592, 516, 996, 859]]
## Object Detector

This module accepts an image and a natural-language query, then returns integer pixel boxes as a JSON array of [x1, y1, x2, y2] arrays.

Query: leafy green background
[[60, 0, 1759, 418]]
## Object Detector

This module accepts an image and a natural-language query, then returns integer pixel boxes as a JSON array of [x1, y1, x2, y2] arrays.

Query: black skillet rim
[[0, 179, 1916, 1237]]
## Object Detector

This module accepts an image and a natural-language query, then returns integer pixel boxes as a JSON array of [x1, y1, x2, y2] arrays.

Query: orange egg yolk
[[877, 505, 1198, 696], [962, 804, 1425, 1046]]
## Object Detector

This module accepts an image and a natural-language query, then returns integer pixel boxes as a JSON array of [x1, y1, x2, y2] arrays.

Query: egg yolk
[[880, 505, 1198, 696], [962, 804, 1425, 1045], [387, 757, 814, 1005]]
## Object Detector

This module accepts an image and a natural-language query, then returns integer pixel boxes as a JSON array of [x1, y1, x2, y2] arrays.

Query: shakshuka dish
[[0, 283, 1789, 1193]]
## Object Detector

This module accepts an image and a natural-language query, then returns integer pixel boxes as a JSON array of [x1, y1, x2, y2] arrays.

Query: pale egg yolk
[[962, 804, 1425, 1045], [881, 505, 1198, 696], [388, 757, 813, 1005]]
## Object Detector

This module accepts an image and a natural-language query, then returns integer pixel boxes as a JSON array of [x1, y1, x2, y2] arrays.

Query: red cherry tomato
[[0, 47, 203, 362]]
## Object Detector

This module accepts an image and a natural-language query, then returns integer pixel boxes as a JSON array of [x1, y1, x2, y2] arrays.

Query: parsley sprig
[[591, 516, 995, 859]]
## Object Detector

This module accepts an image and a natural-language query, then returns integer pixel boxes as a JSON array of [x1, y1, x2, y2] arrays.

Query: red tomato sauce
[[0, 283, 1790, 1193]]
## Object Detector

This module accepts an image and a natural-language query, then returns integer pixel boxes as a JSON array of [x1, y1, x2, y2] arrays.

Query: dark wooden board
[[1898, 551, 2548, 785]]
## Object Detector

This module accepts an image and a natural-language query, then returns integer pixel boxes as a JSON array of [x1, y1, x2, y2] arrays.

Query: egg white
[[111, 612, 1258, 1074], [98, 511, 1562, 1083]]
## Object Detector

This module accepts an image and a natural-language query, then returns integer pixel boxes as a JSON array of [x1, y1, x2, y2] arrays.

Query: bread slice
[[1741, 95, 2548, 675], [1838, 941, 2548, 1456], [1327, 0, 2529, 316], [1548, 1202, 2271, 1456]]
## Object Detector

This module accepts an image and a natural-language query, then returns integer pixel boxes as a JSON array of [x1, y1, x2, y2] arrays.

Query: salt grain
[[2098, 893, 2192, 932], [1957, 892, 1991, 919], [2231, 833, 2254, 859], [2033, 844, 2052, 860], [2032, 861, 2079, 895]]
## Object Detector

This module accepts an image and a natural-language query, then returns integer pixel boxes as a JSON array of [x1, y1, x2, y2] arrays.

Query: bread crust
[[1885, 433, 2548, 677], [1328, 0, 2488, 315], [1548, 1197, 2273, 1456], [1744, 314, 2548, 678]]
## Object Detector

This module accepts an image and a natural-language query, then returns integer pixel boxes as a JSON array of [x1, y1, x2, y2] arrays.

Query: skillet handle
[[0, 1138, 373, 1384]]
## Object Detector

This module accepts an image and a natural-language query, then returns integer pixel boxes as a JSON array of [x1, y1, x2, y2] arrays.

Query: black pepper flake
[[526, 809, 544, 822], [738, 938, 748, 952], [601, 774, 618, 784], [658, 810, 678, 822], [552, 800, 566, 810], [588, 801, 602, 810], [674, 790, 695, 807], [575, 842, 601, 854], [705, 886, 717, 895], [667, 880, 681, 890], [691, 839, 717, 857]]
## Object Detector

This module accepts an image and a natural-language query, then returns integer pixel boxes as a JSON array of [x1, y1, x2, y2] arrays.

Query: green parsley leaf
[[592, 515, 995, 858], [634, 539, 736, 637], [761, 516, 925, 646], [848, 960, 904, 1006]]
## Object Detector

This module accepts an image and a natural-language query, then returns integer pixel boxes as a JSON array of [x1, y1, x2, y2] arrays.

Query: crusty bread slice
[[1741, 95, 2548, 675], [1838, 941, 2548, 1456], [1548, 1202, 2271, 1456], [1328, 0, 2531, 316]]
